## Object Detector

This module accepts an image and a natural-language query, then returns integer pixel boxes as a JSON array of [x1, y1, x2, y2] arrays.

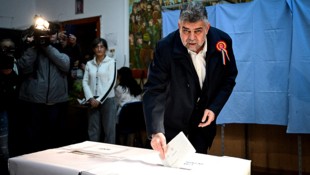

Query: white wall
[[0, 0, 36, 29], [0, 0, 129, 68]]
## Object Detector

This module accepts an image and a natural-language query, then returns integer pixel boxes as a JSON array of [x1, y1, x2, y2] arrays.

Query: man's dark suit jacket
[[143, 27, 238, 151]]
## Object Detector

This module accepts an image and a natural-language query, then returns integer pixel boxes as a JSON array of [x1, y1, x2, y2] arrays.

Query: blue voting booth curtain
[[162, 0, 310, 134], [286, 0, 310, 133]]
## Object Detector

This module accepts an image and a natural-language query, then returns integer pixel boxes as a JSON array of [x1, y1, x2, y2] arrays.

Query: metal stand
[[221, 124, 225, 156], [298, 135, 302, 175], [245, 124, 249, 159]]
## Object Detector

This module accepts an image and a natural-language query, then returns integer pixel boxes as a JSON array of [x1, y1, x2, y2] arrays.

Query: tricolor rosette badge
[[216, 41, 230, 65]]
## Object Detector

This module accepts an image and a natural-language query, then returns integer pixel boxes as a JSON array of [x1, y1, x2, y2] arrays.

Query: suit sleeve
[[142, 41, 170, 139]]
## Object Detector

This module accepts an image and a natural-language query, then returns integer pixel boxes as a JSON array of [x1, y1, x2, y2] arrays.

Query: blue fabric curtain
[[162, 0, 310, 133], [286, 0, 310, 133]]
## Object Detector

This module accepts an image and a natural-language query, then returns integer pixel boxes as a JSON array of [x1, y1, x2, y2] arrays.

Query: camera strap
[[99, 60, 116, 103]]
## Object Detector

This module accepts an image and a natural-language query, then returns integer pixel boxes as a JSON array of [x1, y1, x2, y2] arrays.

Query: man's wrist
[[152, 132, 164, 138], [151, 133, 156, 138]]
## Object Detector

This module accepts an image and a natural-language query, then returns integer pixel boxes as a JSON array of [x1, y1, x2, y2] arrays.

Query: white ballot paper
[[162, 131, 196, 168]]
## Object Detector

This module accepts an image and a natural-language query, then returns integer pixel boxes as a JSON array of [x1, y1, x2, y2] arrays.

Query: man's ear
[[205, 22, 211, 34], [207, 22, 211, 29]]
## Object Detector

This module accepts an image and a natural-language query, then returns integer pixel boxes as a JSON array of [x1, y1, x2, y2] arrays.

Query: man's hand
[[198, 109, 215, 127], [150, 133, 167, 160]]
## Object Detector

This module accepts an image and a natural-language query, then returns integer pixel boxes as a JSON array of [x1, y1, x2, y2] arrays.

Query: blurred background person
[[114, 66, 143, 146], [0, 38, 19, 175], [115, 66, 142, 116], [82, 38, 117, 144], [57, 31, 83, 87], [55, 30, 84, 105]]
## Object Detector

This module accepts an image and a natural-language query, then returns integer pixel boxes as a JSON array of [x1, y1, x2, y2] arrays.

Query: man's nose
[[189, 32, 196, 40]]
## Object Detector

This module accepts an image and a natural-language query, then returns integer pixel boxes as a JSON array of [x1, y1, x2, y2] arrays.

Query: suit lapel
[[173, 31, 200, 87], [202, 28, 220, 92]]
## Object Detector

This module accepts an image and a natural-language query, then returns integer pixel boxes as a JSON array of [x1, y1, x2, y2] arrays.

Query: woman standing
[[82, 38, 117, 143]]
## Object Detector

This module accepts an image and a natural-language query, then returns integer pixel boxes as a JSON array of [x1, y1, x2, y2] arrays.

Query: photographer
[[0, 38, 19, 175], [57, 30, 83, 94], [17, 21, 70, 154]]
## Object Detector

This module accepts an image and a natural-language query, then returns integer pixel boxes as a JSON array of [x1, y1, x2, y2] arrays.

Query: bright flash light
[[34, 16, 50, 31]]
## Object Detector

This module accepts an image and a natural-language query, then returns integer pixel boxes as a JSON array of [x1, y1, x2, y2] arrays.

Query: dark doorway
[[60, 16, 100, 143], [61, 16, 100, 58]]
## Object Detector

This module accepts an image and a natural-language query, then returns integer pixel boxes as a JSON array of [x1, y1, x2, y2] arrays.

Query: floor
[[251, 167, 309, 175]]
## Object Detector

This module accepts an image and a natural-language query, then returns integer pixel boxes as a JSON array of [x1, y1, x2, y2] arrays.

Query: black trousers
[[18, 100, 68, 154]]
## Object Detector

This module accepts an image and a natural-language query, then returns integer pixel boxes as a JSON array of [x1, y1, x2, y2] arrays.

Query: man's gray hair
[[179, 1, 208, 23]]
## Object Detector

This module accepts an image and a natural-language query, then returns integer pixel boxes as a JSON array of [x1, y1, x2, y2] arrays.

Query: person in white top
[[82, 38, 117, 144], [115, 67, 142, 118]]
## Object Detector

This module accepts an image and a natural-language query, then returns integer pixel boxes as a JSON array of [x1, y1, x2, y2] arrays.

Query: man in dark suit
[[143, 1, 238, 159]]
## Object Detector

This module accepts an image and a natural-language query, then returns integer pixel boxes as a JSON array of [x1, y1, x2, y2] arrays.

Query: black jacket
[[0, 70, 19, 111], [143, 27, 238, 139]]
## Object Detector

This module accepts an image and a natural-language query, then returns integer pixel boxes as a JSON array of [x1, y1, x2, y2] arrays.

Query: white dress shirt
[[188, 38, 208, 88]]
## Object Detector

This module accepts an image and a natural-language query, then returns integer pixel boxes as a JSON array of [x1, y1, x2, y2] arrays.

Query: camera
[[22, 16, 60, 47], [33, 30, 50, 46], [22, 26, 50, 47]]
